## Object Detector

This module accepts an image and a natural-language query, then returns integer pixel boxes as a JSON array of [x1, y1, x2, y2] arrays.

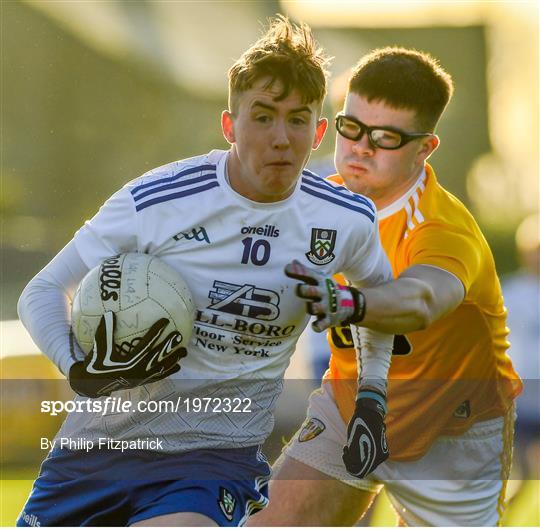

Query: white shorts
[[284, 382, 514, 527]]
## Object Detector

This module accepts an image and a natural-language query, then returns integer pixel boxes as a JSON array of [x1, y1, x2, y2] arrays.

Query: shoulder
[[396, 166, 484, 247], [299, 169, 376, 224], [419, 166, 478, 229], [123, 152, 222, 213]]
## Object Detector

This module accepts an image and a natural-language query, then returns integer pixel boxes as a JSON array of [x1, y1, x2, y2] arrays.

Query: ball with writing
[[71, 253, 195, 356]]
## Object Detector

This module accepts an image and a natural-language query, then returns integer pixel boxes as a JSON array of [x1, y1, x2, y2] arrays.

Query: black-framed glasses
[[335, 113, 433, 150]]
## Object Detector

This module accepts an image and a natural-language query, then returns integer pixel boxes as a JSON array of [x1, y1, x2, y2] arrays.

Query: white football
[[71, 253, 196, 355]]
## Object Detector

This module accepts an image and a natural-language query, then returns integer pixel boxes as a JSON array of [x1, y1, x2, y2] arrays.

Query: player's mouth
[[266, 160, 293, 167], [347, 161, 369, 172]]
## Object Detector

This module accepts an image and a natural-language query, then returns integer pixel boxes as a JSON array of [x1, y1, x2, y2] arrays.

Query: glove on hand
[[284, 259, 366, 332], [342, 390, 389, 478], [69, 311, 187, 398]]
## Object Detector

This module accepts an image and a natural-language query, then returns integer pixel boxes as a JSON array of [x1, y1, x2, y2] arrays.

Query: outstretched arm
[[285, 261, 464, 335], [360, 264, 465, 334]]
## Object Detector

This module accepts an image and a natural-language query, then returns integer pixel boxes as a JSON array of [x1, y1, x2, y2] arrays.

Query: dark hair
[[228, 15, 330, 113], [349, 47, 454, 131]]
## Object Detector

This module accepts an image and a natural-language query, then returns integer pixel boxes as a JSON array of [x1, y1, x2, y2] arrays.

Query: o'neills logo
[[241, 224, 280, 237], [19, 511, 40, 527]]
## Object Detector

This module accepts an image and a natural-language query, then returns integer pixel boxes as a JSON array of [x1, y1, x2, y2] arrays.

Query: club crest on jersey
[[306, 228, 337, 265], [298, 418, 326, 442], [218, 486, 236, 521]]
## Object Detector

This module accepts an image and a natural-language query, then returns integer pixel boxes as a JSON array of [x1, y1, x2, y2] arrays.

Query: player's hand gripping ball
[[70, 253, 196, 397], [69, 311, 188, 397]]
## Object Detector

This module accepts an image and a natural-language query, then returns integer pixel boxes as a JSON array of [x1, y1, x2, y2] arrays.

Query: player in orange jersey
[[249, 47, 522, 527]]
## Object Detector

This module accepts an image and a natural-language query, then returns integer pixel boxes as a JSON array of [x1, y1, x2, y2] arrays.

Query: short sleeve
[[406, 222, 481, 293], [73, 186, 138, 269]]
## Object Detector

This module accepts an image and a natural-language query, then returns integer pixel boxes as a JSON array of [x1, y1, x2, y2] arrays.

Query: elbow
[[413, 305, 433, 330], [17, 281, 32, 323], [17, 275, 44, 324]]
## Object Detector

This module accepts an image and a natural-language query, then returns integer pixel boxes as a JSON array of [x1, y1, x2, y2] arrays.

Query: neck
[[374, 165, 424, 210], [226, 147, 243, 193]]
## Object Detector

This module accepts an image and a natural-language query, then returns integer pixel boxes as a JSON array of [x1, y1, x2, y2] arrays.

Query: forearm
[[351, 325, 394, 395], [360, 277, 435, 334], [358, 264, 465, 334], [17, 241, 89, 376]]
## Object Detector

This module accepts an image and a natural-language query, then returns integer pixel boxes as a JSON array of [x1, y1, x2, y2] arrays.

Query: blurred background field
[[2, 0, 538, 302], [1, 0, 538, 526]]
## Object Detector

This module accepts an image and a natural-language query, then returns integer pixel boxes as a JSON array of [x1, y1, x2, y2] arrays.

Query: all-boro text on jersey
[[41, 437, 163, 452], [193, 312, 294, 359]]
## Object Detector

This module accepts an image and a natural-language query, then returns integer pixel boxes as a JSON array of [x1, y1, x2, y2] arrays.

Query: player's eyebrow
[[289, 105, 313, 115], [251, 101, 313, 115]]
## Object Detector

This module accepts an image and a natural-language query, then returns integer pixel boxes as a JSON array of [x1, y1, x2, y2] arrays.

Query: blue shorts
[[17, 445, 271, 527]]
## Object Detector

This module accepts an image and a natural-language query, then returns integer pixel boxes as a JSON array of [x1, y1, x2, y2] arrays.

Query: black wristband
[[356, 389, 387, 416], [342, 287, 366, 325]]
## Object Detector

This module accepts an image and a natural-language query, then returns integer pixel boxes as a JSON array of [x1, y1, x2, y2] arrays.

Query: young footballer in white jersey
[[16, 17, 394, 527]]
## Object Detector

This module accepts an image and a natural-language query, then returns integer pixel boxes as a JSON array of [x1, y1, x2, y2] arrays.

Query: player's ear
[[312, 118, 328, 150], [221, 110, 235, 144], [417, 134, 439, 161]]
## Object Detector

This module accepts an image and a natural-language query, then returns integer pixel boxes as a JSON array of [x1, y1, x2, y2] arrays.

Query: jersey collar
[[377, 167, 428, 220]]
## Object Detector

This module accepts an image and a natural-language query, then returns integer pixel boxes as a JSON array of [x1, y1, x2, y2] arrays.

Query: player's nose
[[271, 120, 291, 150], [351, 131, 374, 157]]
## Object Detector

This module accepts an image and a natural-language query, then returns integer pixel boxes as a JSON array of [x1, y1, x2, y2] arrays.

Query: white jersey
[[57, 149, 392, 452]]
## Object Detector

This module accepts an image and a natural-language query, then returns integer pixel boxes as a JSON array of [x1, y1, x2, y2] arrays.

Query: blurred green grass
[[1, 472, 538, 526]]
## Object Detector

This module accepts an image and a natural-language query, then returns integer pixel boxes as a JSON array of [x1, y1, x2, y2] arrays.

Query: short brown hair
[[228, 15, 330, 113], [349, 47, 454, 131]]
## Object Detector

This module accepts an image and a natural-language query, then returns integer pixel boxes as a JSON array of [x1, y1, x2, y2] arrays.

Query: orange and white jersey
[[325, 164, 522, 461]]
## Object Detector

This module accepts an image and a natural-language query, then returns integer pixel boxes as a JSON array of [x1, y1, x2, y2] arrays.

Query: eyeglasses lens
[[338, 117, 363, 140], [337, 116, 404, 149], [369, 129, 402, 149]]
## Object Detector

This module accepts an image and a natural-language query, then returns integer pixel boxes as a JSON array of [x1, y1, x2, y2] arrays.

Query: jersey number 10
[[241, 237, 271, 266]]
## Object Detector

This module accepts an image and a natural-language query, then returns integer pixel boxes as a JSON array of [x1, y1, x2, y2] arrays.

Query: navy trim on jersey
[[301, 172, 375, 213], [132, 173, 218, 201], [131, 164, 217, 196], [302, 169, 318, 178], [134, 181, 220, 212], [300, 185, 375, 222]]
